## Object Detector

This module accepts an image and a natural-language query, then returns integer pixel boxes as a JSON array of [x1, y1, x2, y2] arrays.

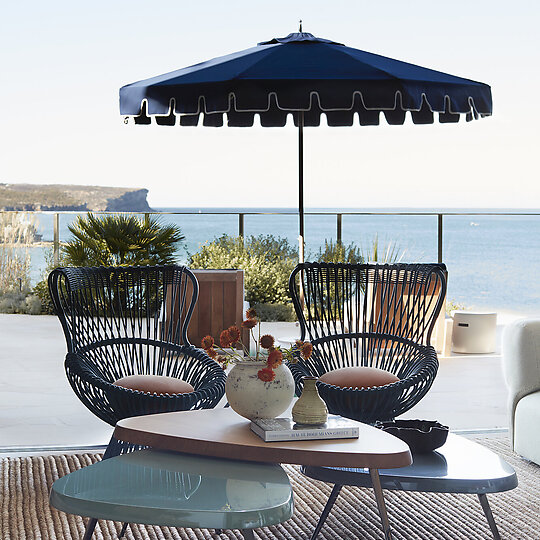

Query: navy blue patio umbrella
[[120, 30, 492, 260]]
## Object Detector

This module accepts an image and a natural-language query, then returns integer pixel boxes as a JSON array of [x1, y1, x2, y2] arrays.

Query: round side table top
[[114, 408, 412, 469], [303, 433, 517, 494]]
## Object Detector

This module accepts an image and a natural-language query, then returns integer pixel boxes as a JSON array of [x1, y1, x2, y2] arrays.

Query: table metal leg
[[102, 435, 123, 460], [369, 468, 393, 540], [478, 494, 501, 540], [118, 521, 129, 538], [310, 484, 343, 540], [81, 436, 126, 539], [241, 529, 255, 539], [83, 518, 97, 540]]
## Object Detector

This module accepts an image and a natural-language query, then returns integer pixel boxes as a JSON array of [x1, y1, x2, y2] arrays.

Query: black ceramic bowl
[[375, 419, 449, 453]]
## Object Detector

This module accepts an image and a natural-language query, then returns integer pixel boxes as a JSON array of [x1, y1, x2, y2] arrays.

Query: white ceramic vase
[[225, 360, 295, 420]]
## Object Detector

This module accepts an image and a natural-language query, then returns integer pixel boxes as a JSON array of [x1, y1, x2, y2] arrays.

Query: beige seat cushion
[[113, 375, 194, 395], [319, 367, 399, 389]]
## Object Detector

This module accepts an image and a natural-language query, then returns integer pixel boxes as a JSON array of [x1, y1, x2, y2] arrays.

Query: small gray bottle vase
[[292, 376, 328, 425]]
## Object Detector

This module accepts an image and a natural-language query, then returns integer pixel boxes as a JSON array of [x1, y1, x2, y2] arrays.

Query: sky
[[1, 0, 539, 209]]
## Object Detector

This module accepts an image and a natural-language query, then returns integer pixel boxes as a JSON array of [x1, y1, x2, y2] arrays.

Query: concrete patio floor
[[0, 312, 522, 454]]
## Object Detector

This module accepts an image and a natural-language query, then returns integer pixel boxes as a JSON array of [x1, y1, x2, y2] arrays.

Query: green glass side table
[[50, 448, 294, 539]]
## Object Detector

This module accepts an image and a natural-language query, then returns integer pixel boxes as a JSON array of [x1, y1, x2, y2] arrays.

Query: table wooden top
[[114, 409, 412, 469]]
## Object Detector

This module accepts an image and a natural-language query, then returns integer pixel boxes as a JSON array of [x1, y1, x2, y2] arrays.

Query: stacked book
[[250, 415, 359, 442]]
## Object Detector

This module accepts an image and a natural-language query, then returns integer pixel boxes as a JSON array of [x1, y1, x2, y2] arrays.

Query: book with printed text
[[250, 415, 360, 442]]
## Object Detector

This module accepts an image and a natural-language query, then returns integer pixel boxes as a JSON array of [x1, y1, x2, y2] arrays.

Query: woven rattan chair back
[[291, 262, 446, 344], [288, 262, 447, 422], [50, 264, 195, 353], [49, 265, 226, 425]]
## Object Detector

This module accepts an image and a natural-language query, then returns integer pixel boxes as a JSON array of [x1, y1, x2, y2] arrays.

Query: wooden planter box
[[188, 269, 249, 348]]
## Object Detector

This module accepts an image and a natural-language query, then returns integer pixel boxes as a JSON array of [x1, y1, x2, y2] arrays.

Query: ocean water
[[26, 208, 540, 315]]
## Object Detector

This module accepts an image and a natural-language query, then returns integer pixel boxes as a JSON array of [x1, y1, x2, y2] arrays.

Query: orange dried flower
[[227, 326, 241, 343], [260, 334, 275, 349], [257, 367, 276, 382], [241, 318, 257, 329], [220, 329, 233, 348], [216, 355, 229, 368], [295, 339, 304, 348], [206, 347, 217, 359], [246, 307, 257, 319], [267, 348, 283, 368], [201, 335, 214, 350], [301, 342, 313, 359]]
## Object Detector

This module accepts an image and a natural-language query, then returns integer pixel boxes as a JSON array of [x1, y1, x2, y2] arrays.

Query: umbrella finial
[[299, 19, 302, 32]]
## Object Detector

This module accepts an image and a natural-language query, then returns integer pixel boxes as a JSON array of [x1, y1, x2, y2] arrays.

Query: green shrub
[[25, 294, 42, 315], [30, 247, 70, 315], [253, 303, 297, 322], [62, 213, 185, 267], [0, 291, 24, 313], [0, 290, 41, 315], [189, 235, 298, 305], [32, 278, 55, 314]]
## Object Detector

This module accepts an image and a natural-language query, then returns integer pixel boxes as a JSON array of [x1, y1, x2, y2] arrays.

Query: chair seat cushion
[[113, 375, 194, 395], [319, 367, 399, 389]]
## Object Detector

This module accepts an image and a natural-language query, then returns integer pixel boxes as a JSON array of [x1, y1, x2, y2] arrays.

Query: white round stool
[[451, 311, 497, 354]]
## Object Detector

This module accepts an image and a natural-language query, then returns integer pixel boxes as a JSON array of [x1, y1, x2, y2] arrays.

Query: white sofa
[[502, 319, 540, 465]]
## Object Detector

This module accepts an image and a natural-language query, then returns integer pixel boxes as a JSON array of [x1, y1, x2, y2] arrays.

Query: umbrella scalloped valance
[[120, 32, 493, 128]]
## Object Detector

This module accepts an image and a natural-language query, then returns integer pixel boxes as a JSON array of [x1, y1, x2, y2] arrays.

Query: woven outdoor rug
[[1, 437, 538, 540]]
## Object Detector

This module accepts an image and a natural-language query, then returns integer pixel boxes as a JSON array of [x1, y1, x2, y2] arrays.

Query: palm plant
[[62, 213, 185, 267]]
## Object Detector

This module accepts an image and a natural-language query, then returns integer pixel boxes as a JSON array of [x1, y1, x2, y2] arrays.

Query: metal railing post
[[238, 213, 244, 238], [437, 214, 443, 264], [53, 213, 60, 267], [337, 213, 342, 244]]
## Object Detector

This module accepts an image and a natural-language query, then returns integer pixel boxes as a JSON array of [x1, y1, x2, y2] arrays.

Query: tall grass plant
[[0, 212, 35, 293]]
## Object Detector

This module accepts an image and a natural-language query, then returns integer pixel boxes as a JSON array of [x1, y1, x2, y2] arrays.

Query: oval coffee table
[[50, 448, 293, 540], [113, 408, 412, 469], [303, 433, 518, 539], [53, 409, 410, 539], [104, 408, 411, 540]]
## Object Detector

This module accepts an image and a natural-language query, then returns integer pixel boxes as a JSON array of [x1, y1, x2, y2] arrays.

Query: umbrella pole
[[298, 111, 305, 311], [298, 111, 305, 264]]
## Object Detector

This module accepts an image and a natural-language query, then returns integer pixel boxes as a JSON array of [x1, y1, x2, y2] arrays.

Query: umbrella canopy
[[120, 31, 492, 125], [120, 31, 492, 258]]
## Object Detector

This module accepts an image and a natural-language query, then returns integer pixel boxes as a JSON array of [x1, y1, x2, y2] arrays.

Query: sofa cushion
[[514, 391, 540, 465], [113, 375, 194, 395], [319, 367, 399, 389]]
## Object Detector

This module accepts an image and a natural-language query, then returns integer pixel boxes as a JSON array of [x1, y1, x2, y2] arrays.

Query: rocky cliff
[[0, 184, 152, 212]]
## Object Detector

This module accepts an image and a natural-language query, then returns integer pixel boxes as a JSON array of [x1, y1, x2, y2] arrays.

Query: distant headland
[[0, 183, 152, 212]]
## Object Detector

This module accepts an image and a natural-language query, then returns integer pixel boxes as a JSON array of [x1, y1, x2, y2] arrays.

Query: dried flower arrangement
[[201, 307, 313, 381]]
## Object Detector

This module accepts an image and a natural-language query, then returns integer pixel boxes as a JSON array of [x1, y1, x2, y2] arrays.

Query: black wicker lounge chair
[[48, 265, 226, 426], [289, 262, 447, 424]]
